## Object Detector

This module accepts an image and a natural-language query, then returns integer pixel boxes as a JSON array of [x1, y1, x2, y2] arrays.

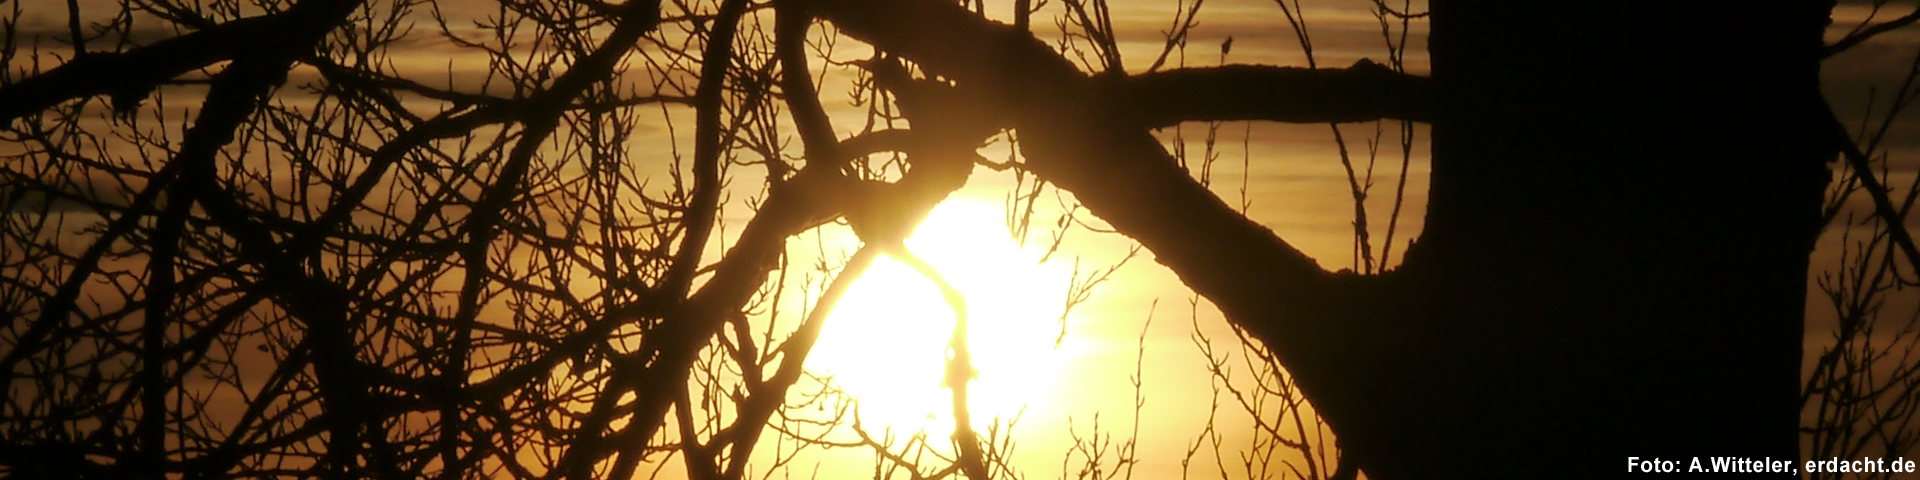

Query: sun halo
[[802, 199, 1074, 437]]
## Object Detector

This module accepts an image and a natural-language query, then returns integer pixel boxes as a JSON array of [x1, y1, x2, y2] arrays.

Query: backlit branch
[[0, 2, 328, 121], [1825, 5, 1920, 59], [807, 0, 1394, 469], [1124, 61, 1430, 128], [1827, 105, 1920, 284], [808, 0, 1374, 329]]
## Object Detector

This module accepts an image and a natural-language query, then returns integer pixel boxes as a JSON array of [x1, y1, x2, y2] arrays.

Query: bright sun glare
[[804, 199, 1072, 435]]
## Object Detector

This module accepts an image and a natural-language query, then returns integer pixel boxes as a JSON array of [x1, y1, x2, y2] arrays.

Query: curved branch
[[560, 167, 864, 480], [717, 244, 880, 480], [775, 0, 840, 169], [0, 6, 308, 121], [890, 245, 988, 480], [1825, 7, 1920, 58], [807, 0, 1365, 316], [657, 0, 749, 301], [138, 0, 383, 473], [808, 0, 1389, 459]]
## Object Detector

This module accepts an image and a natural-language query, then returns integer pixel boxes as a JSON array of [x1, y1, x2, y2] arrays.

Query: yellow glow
[[805, 199, 1072, 436]]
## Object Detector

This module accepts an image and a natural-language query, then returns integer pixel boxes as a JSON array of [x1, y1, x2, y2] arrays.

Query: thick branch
[[0, 9, 297, 121], [551, 167, 859, 480], [1125, 61, 1431, 127], [808, 0, 1363, 324], [582, 119, 985, 478], [717, 245, 879, 480], [657, 0, 745, 302], [809, 0, 1387, 456], [147, 0, 371, 474], [775, 0, 840, 168]]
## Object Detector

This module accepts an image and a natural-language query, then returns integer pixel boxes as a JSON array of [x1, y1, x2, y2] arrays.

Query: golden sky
[[6, 0, 1918, 478]]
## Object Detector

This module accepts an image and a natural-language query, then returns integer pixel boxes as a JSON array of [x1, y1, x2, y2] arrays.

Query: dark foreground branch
[[0, 5, 318, 121], [808, 0, 1380, 416], [1827, 103, 1920, 283], [807, 0, 1398, 470], [1125, 61, 1431, 127]]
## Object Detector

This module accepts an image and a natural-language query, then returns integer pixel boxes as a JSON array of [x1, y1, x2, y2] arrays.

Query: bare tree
[[2, 0, 1909, 479], [1804, 2, 1920, 474]]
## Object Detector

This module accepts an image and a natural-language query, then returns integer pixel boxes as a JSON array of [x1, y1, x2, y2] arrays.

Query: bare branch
[[1827, 103, 1920, 283], [1826, 7, 1920, 58], [1, 5, 311, 121], [1125, 61, 1430, 127], [808, 3, 1384, 457]]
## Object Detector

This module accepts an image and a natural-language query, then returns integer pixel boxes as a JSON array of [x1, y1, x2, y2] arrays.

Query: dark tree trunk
[[1310, 3, 1833, 477], [811, 0, 1835, 477]]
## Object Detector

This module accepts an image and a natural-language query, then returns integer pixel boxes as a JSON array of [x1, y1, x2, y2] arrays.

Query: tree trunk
[[1315, 3, 1833, 477], [811, 0, 1834, 477]]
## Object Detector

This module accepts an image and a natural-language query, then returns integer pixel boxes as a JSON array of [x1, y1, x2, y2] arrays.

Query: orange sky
[[6, 0, 1918, 477]]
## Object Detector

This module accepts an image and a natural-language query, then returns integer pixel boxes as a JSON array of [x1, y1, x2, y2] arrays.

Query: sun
[[804, 198, 1072, 436]]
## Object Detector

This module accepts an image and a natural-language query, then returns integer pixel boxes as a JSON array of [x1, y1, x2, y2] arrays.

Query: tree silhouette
[[1, 0, 1915, 479]]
